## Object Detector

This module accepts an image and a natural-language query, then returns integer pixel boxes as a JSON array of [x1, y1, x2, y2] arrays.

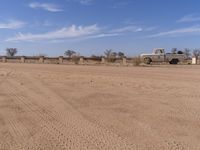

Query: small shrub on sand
[[132, 56, 141, 66], [72, 55, 80, 64], [107, 57, 117, 63], [104, 49, 117, 63]]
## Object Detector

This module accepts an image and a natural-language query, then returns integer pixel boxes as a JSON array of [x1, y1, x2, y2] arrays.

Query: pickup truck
[[140, 48, 186, 64]]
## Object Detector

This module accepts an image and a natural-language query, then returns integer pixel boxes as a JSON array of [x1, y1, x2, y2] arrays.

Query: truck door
[[155, 49, 165, 62], [160, 53, 165, 62], [160, 49, 165, 62]]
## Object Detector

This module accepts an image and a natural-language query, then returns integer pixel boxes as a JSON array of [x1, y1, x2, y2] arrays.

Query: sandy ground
[[0, 63, 200, 150]]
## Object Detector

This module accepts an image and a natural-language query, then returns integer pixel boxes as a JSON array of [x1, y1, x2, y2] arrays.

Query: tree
[[111, 52, 117, 58], [118, 52, 125, 58], [91, 55, 101, 59], [104, 49, 118, 62], [193, 49, 200, 59], [104, 49, 113, 58], [104, 49, 119, 58], [6, 48, 17, 57], [183, 48, 191, 59], [171, 48, 177, 54], [64, 50, 76, 58]]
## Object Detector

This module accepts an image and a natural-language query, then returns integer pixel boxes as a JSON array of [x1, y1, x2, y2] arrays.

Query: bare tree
[[171, 48, 177, 54], [6, 48, 17, 57], [193, 49, 200, 60], [183, 48, 191, 59], [118, 51, 125, 58], [91, 55, 101, 59], [104, 49, 119, 58], [104, 49, 113, 58], [64, 50, 76, 58], [104, 49, 118, 62], [111, 52, 117, 58]]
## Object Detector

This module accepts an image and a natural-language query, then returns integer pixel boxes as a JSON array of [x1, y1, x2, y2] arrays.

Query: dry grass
[[132, 56, 142, 66]]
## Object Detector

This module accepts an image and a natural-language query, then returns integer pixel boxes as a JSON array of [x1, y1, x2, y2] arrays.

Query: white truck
[[140, 48, 186, 64]]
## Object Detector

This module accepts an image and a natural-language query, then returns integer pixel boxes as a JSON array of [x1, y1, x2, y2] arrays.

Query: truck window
[[155, 49, 162, 54]]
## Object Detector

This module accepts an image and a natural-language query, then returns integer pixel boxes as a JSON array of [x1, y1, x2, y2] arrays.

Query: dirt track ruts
[[0, 63, 200, 150]]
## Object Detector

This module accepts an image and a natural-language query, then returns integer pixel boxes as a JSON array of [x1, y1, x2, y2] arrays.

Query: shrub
[[132, 56, 141, 66], [72, 55, 80, 64], [107, 57, 117, 63]]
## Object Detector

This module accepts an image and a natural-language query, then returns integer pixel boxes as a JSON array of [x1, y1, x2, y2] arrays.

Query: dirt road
[[0, 63, 200, 150]]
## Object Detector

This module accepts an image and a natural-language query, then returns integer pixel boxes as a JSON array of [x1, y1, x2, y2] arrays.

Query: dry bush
[[72, 55, 80, 64], [107, 57, 117, 63], [132, 56, 141, 66], [104, 49, 117, 63]]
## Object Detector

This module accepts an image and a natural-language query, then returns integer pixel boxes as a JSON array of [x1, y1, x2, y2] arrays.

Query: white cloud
[[0, 20, 26, 29], [6, 24, 100, 42], [111, 25, 143, 33], [110, 25, 157, 34], [4, 22, 158, 42], [177, 14, 200, 22], [85, 33, 119, 39], [146, 26, 200, 38], [29, 2, 63, 12], [48, 33, 119, 43]]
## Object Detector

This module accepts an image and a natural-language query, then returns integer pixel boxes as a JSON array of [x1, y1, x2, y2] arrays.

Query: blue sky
[[0, 0, 200, 56]]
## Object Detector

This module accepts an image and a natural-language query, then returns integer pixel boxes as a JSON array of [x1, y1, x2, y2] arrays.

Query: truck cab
[[153, 48, 165, 55], [140, 48, 166, 64], [152, 48, 166, 62]]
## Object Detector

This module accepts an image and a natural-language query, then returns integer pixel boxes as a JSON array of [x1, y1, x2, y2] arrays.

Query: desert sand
[[0, 63, 200, 150]]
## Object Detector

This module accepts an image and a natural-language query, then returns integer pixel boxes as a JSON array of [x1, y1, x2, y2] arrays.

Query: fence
[[0, 56, 196, 66], [0, 56, 131, 66]]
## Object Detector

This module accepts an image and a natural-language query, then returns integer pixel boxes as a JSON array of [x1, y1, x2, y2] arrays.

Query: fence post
[[79, 57, 84, 65], [21, 56, 25, 63], [122, 57, 127, 66], [101, 57, 105, 64], [192, 57, 197, 65], [2, 56, 7, 63], [39, 56, 44, 63], [59, 56, 63, 64]]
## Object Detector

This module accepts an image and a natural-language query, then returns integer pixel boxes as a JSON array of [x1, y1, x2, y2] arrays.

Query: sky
[[0, 0, 200, 56]]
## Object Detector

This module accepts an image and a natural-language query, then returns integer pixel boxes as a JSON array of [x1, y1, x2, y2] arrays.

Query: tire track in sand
[[0, 72, 135, 150]]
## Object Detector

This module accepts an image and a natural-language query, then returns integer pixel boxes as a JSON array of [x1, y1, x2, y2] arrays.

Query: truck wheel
[[144, 57, 151, 64], [170, 59, 179, 64]]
